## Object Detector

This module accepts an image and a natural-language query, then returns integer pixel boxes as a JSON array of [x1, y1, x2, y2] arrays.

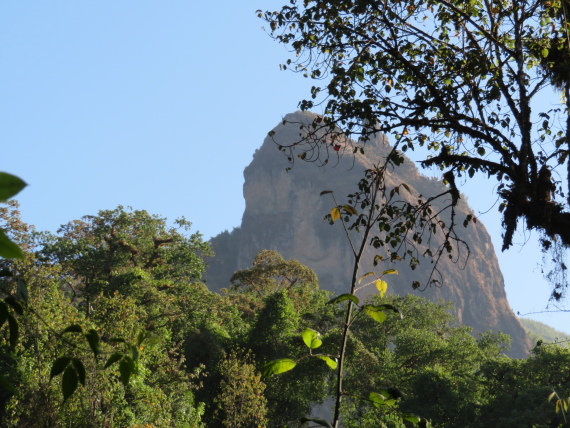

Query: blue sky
[[2, 1, 568, 335]]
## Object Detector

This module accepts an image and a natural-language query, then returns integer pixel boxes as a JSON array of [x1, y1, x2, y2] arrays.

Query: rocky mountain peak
[[207, 111, 531, 358]]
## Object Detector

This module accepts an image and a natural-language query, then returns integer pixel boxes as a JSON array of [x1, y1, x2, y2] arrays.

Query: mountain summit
[[207, 111, 530, 357]]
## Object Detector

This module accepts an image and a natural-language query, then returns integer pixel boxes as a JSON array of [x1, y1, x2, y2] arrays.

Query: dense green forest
[[0, 202, 569, 427], [3, 0, 570, 423]]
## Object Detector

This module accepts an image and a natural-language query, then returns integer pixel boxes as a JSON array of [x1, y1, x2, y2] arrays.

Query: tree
[[339, 294, 511, 427], [214, 350, 268, 428], [225, 250, 330, 322], [0, 206, 209, 426], [259, 0, 570, 299]]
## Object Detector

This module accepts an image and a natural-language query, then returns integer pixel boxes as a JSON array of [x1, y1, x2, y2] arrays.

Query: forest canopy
[[0, 204, 568, 427]]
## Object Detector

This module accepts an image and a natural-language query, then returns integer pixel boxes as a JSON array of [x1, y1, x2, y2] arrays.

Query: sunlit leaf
[[369, 391, 386, 407], [382, 269, 398, 275], [363, 305, 387, 323], [262, 358, 297, 376], [0, 173, 26, 202], [317, 355, 338, 369], [330, 207, 341, 222], [301, 328, 323, 349], [327, 293, 359, 305], [375, 279, 388, 296], [403, 414, 421, 424]]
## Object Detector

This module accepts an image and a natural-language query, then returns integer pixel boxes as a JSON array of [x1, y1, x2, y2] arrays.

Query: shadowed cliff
[[206, 111, 531, 358]]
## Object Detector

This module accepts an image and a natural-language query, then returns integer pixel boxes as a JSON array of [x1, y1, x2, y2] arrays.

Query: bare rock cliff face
[[207, 111, 531, 358]]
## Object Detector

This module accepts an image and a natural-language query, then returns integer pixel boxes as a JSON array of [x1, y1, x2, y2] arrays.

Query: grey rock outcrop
[[206, 111, 531, 358]]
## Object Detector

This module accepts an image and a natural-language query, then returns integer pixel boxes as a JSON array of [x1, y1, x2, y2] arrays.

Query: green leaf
[[16, 279, 28, 304], [262, 358, 297, 376], [343, 205, 358, 215], [301, 328, 322, 349], [71, 358, 86, 386], [84, 329, 100, 358], [382, 269, 398, 275], [375, 279, 388, 296], [4, 296, 23, 315], [7, 314, 18, 346], [542, 48, 549, 58], [0, 230, 23, 259], [119, 356, 135, 385], [0, 173, 26, 202], [363, 305, 387, 323], [50, 357, 71, 379], [317, 355, 338, 369], [299, 418, 333, 428], [376, 304, 404, 319], [104, 352, 124, 369], [380, 387, 405, 399], [62, 366, 78, 401], [327, 293, 359, 305], [330, 207, 341, 222], [402, 414, 421, 424], [62, 324, 83, 334], [369, 391, 386, 407]]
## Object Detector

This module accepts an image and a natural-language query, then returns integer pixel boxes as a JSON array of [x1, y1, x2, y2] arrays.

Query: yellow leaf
[[382, 269, 398, 275], [331, 207, 341, 222], [358, 272, 375, 284], [375, 279, 388, 296]]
